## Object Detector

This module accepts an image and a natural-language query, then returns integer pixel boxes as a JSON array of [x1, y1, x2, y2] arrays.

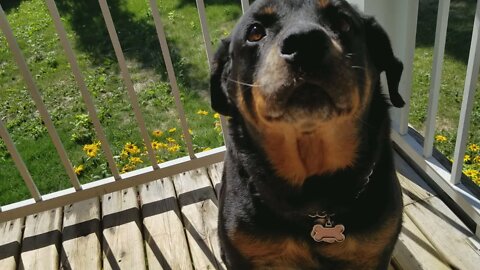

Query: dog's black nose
[[280, 26, 330, 70]]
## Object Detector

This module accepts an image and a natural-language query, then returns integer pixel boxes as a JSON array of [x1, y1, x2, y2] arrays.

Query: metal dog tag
[[310, 223, 346, 243], [309, 214, 345, 243]]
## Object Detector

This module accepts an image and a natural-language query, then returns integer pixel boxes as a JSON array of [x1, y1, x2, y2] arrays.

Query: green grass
[[0, 0, 240, 205]]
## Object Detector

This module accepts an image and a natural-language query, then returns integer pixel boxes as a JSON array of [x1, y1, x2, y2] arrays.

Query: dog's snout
[[280, 27, 330, 69]]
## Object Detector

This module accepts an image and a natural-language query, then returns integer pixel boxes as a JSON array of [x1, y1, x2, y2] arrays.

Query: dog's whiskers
[[227, 78, 262, 87], [345, 53, 356, 59], [351, 66, 366, 70]]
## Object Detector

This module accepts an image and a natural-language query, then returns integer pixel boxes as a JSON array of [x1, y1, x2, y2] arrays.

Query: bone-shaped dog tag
[[310, 224, 346, 243]]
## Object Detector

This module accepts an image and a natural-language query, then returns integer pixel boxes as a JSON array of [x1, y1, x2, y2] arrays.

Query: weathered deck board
[[61, 198, 101, 269], [207, 163, 223, 197], [139, 178, 193, 270], [404, 196, 480, 269], [172, 168, 225, 270], [20, 208, 62, 270], [394, 153, 436, 206], [394, 151, 480, 269], [102, 188, 146, 270], [393, 214, 450, 270], [0, 218, 24, 270], [1, 155, 479, 269]]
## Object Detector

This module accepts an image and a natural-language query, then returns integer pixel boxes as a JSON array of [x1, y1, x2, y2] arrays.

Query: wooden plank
[[207, 162, 223, 197], [405, 196, 480, 269], [61, 198, 101, 269], [172, 168, 225, 270], [393, 214, 450, 270], [20, 208, 62, 270], [0, 218, 24, 270], [102, 188, 146, 270], [394, 153, 436, 206], [139, 178, 193, 270]]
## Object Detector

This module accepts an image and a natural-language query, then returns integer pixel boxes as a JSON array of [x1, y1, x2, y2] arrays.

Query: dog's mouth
[[263, 79, 352, 124], [286, 82, 335, 110]]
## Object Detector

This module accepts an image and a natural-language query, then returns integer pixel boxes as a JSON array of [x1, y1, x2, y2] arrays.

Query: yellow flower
[[83, 143, 100, 158], [166, 137, 176, 143], [168, 144, 181, 153], [189, 129, 193, 135], [87, 148, 98, 158], [152, 129, 163, 137], [120, 149, 129, 160], [74, 164, 84, 175], [121, 164, 135, 173], [214, 121, 222, 132], [203, 147, 212, 152], [124, 142, 140, 155], [474, 156, 480, 164], [464, 169, 479, 178], [159, 142, 168, 149], [469, 144, 480, 152], [435, 135, 447, 143], [464, 155, 471, 163], [151, 141, 161, 150], [473, 175, 480, 185], [168, 128, 177, 133], [197, 110, 209, 116], [214, 113, 220, 119], [129, 157, 143, 165]]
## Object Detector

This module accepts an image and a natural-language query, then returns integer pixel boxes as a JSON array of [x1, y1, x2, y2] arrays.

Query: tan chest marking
[[236, 86, 361, 186], [231, 232, 317, 269]]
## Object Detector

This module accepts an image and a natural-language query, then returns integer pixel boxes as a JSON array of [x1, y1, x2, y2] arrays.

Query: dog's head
[[211, 0, 403, 183]]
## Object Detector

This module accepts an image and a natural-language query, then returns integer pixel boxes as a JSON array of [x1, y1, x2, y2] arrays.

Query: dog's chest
[[234, 238, 382, 269], [231, 218, 399, 269]]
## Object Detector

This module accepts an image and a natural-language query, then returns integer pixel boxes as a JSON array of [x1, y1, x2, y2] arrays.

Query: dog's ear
[[210, 37, 233, 116], [364, 17, 405, 108]]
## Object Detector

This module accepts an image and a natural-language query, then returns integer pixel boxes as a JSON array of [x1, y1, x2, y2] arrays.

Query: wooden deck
[[1, 153, 480, 270]]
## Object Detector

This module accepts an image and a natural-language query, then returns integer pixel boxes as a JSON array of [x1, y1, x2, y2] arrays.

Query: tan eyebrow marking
[[318, 0, 330, 8], [260, 6, 276, 15]]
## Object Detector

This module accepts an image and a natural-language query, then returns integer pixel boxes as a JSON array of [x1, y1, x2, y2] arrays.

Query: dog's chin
[[263, 84, 352, 129]]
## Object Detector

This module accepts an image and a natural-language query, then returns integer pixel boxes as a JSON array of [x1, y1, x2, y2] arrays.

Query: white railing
[[1, 0, 480, 237], [358, 0, 480, 237], [0, 0, 253, 222]]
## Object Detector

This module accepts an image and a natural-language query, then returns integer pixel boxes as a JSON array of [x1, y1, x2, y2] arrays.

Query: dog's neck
[[226, 88, 391, 220]]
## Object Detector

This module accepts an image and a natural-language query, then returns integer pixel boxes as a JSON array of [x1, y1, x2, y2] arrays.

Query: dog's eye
[[247, 24, 266, 42]]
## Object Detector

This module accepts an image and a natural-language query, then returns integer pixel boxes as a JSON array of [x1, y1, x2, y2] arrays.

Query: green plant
[[0, 140, 9, 161], [70, 114, 94, 144]]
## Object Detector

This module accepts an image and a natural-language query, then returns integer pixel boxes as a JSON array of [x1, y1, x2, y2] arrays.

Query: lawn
[[1, 0, 480, 205], [409, 0, 480, 185], [0, 0, 241, 205]]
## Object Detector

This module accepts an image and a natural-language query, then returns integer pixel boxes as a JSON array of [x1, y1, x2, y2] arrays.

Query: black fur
[[210, 1, 404, 269]]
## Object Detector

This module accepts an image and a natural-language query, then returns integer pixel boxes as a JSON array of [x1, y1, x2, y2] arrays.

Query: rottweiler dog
[[210, 0, 404, 269]]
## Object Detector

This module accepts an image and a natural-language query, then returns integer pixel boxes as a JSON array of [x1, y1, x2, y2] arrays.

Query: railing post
[[148, 0, 197, 159], [97, 0, 162, 167], [240, 0, 250, 14], [424, 0, 451, 158], [451, 0, 480, 185]]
